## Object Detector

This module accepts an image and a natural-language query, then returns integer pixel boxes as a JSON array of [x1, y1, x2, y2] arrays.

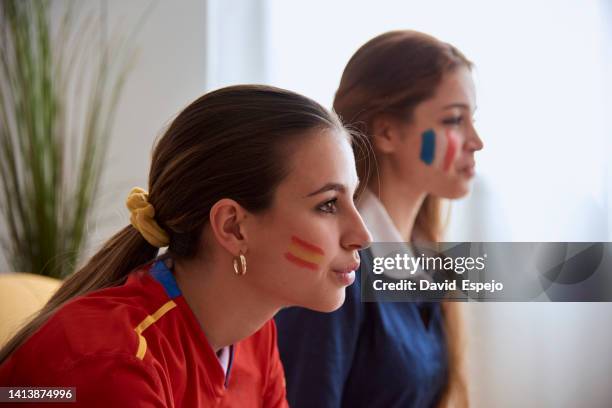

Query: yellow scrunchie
[[125, 187, 170, 248]]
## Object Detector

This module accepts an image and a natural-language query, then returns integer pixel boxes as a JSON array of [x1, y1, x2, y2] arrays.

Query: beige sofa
[[0, 273, 61, 346]]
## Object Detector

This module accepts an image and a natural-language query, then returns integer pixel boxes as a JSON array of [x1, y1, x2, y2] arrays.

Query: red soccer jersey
[[0, 259, 289, 407]]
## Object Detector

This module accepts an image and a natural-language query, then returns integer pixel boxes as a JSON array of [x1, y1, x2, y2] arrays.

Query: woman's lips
[[333, 262, 360, 274], [457, 162, 475, 178], [332, 262, 360, 286]]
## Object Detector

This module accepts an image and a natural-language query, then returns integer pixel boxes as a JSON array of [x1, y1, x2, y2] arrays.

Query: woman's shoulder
[[1, 320, 165, 403], [14, 269, 168, 368]]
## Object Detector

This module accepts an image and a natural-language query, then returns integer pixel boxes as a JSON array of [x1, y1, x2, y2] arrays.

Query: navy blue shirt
[[275, 249, 448, 407]]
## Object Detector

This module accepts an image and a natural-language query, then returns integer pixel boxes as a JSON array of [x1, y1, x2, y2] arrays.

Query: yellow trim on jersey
[[134, 300, 177, 360]]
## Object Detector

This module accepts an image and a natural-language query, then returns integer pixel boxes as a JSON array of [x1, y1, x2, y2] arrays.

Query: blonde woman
[[276, 31, 483, 407]]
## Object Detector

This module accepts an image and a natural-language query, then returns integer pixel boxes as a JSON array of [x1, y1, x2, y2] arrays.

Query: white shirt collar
[[216, 345, 231, 375], [357, 188, 429, 280], [357, 188, 405, 243]]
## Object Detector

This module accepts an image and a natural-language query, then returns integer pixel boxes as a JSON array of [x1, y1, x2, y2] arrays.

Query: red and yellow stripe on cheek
[[284, 235, 325, 271]]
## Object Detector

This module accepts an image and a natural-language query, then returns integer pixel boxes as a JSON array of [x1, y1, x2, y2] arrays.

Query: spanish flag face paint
[[284, 235, 325, 271]]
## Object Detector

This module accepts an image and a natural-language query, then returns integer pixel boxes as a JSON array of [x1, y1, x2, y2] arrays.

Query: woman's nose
[[466, 125, 484, 152], [342, 209, 372, 251]]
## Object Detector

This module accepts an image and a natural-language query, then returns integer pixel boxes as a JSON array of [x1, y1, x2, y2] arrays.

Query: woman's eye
[[318, 198, 338, 214], [442, 116, 463, 126]]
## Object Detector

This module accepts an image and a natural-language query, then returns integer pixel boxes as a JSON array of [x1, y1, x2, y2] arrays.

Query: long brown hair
[[0, 84, 345, 363], [334, 30, 472, 407]]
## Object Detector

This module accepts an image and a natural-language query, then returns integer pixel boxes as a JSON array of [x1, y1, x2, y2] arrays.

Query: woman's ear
[[209, 198, 249, 256], [370, 114, 403, 154]]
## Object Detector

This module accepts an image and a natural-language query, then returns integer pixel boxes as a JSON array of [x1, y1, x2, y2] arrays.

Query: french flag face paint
[[420, 128, 460, 172], [443, 129, 459, 172], [420, 129, 436, 165], [284, 235, 325, 271]]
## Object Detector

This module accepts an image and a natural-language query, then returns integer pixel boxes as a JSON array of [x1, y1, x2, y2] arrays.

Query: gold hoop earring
[[233, 252, 247, 276]]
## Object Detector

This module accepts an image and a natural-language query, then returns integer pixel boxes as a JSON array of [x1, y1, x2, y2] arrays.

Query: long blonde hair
[[334, 30, 471, 407]]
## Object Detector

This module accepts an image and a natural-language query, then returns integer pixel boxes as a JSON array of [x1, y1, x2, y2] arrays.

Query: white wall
[[81, 0, 208, 261]]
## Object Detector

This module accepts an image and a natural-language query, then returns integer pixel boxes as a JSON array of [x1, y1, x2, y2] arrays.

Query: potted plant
[[0, 0, 142, 279]]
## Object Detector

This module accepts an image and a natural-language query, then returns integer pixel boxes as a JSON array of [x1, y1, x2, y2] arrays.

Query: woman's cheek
[[419, 128, 458, 173], [442, 129, 459, 172], [283, 235, 326, 272], [419, 128, 437, 166]]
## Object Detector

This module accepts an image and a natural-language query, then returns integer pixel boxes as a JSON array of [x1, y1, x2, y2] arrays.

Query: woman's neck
[[172, 256, 279, 353], [368, 176, 426, 242]]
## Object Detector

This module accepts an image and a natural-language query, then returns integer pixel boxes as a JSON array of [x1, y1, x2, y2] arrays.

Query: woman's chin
[[304, 293, 346, 313], [434, 179, 472, 199], [447, 188, 470, 199]]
